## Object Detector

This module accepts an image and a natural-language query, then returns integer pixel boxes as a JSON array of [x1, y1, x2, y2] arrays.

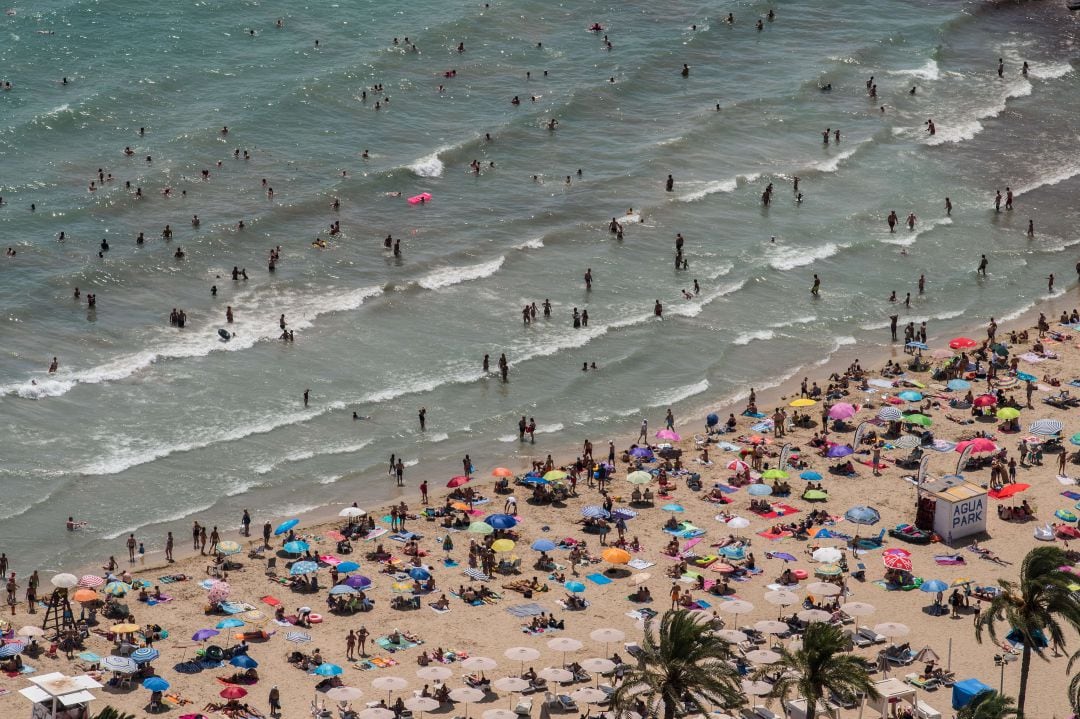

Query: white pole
[[947, 638, 952, 672]]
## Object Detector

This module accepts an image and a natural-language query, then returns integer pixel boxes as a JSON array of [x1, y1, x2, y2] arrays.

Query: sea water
[[1, 0, 1079, 569]]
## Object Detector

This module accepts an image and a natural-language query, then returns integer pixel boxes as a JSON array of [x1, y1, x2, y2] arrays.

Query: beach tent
[[952, 678, 992, 710]]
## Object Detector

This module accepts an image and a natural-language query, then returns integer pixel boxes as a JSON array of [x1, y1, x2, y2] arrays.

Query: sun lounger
[[514, 698, 533, 716], [858, 627, 887, 644]]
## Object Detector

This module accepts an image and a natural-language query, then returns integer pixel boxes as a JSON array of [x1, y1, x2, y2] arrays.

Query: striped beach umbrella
[[1030, 419, 1064, 436], [876, 407, 903, 421]]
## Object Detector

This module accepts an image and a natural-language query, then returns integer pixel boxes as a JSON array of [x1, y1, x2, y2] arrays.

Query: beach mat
[[585, 573, 612, 585], [506, 603, 546, 618], [1062, 491, 1080, 501]]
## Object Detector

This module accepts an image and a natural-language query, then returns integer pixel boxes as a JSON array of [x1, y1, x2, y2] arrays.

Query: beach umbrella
[[17, 626, 45, 638], [905, 414, 933, 427], [492, 467, 515, 478], [339, 506, 367, 518], [745, 649, 782, 664], [1031, 419, 1064, 436], [805, 582, 841, 597], [920, 579, 949, 593], [450, 687, 486, 717], [883, 547, 911, 558], [327, 686, 365, 702], [877, 407, 903, 421], [898, 391, 923, 402], [761, 469, 789, 480], [283, 540, 310, 555], [931, 348, 955, 360], [844, 506, 880, 525], [207, 580, 231, 604], [874, 622, 910, 639], [741, 680, 773, 698], [337, 561, 361, 573], [404, 697, 440, 715], [103, 581, 131, 597], [797, 609, 832, 624], [996, 407, 1021, 420], [543, 470, 568, 482], [601, 548, 631, 565], [764, 590, 799, 607], [991, 483, 1029, 499], [485, 514, 517, 530], [947, 379, 971, 391], [358, 709, 396, 719], [611, 508, 637, 520], [372, 676, 409, 700], [589, 628, 625, 647], [490, 539, 515, 553], [893, 435, 921, 449], [661, 503, 685, 513], [0, 643, 24, 657], [78, 575, 104, 588], [344, 575, 373, 589], [914, 646, 940, 663], [629, 573, 651, 586], [314, 663, 344, 677], [220, 686, 248, 700], [747, 484, 772, 497], [408, 567, 431, 581], [716, 629, 748, 644], [467, 522, 494, 535], [569, 688, 608, 705], [565, 581, 585, 594], [656, 429, 681, 442], [956, 438, 997, 454], [216, 618, 244, 630], [505, 646, 541, 662], [530, 539, 556, 552], [726, 516, 750, 529], [462, 656, 498, 672], [828, 403, 857, 420], [726, 459, 750, 473], [521, 476, 549, 486], [815, 564, 843, 577], [790, 398, 816, 407], [274, 518, 299, 536], [948, 337, 977, 350], [111, 623, 140, 634], [883, 554, 913, 571], [626, 471, 653, 485], [717, 599, 754, 615], [972, 394, 998, 408], [230, 655, 259, 669], [804, 489, 828, 501], [826, 445, 854, 458], [812, 547, 843, 564], [103, 655, 138, 673], [630, 446, 653, 458], [142, 677, 170, 692], [1056, 509, 1077, 522], [548, 637, 583, 654], [215, 540, 242, 556], [447, 475, 470, 488], [841, 601, 876, 617], [416, 666, 453, 681], [581, 506, 610, 519], [51, 573, 78, 589], [799, 470, 823, 481], [754, 620, 789, 635], [290, 560, 319, 575], [192, 628, 220, 642], [131, 647, 159, 663], [538, 667, 574, 683]]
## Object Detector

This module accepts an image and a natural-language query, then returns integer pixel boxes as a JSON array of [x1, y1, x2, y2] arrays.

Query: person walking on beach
[[192, 521, 201, 551], [638, 418, 648, 443], [665, 408, 675, 430], [977, 255, 988, 276], [209, 526, 220, 554], [165, 532, 174, 562], [1005, 187, 1013, 210], [346, 630, 357, 660], [418, 407, 426, 431], [1048, 274, 1055, 293], [420, 481, 428, 504], [126, 533, 137, 562], [199, 525, 208, 554], [357, 626, 369, 656], [262, 521, 272, 548], [303, 389, 310, 407], [268, 686, 281, 717], [395, 459, 404, 487]]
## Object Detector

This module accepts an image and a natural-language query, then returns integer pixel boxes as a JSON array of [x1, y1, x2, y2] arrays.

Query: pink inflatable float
[[408, 192, 432, 205]]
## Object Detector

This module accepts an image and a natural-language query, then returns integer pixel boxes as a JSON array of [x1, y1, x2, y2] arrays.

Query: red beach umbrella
[[447, 476, 470, 488], [220, 686, 248, 700], [949, 337, 977, 350]]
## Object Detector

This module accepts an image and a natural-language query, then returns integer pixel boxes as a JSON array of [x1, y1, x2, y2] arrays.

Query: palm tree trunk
[[664, 698, 676, 719], [1016, 645, 1031, 718]]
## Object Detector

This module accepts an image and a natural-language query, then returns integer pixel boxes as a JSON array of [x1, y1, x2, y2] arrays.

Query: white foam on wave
[[733, 329, 775, 346], [668, 279, 747, 318], [926, 77, 1031, 146], [809, 144, 861, 173], [880, 216, 952, 247], [407, 149, 447, 178], [648, 379, 709, 407], [1028, 62, 1073, 80], [416, 256, 505, 290], [2, 285, 385, 400], [255, 439, 375, 475], [515, 237, 545, 250], [887, 59, 940, 81], [426, 432, 450, 443], [767, 242, 843, 271], [925, 119, 984, 146], [1015, 161, 1080, 197], [678, 173, 759, 203]]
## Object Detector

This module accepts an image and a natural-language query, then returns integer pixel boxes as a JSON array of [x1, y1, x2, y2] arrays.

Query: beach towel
[[220, 601, 254, 615], [625, 608, 658, 621], [713, 484, 738, 493], [442, 559, 460, 567], [463, 568, 490, 582], [750, 421, 774, 433], [757, 530, 793, 540], [585, 573, 613, 585], [686, 599, 711, 610], [742, 410, 766, 418], [1063, 491, 1080, 501], [1018, 353, 1046, 364], [429, 604, 450, 614], [716, 442, 741, 452], [928, 440, 957, 452], [377, 636, 420, 652], [934, 555, 966, 566], [260, 595, 282, 607], [627, 559, 654, 570], [364, 527, 388, 541], [157, 574, 188, 584], [505, 602, 546, 618]]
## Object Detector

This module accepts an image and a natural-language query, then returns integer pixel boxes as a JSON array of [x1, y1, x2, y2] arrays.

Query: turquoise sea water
[[1, 0, 1079, 570]]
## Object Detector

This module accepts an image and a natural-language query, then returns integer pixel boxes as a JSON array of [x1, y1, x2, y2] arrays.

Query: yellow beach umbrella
[[112, 623, 140, 634], [789, 398, 816, 407], [491, 539, 515, 553]]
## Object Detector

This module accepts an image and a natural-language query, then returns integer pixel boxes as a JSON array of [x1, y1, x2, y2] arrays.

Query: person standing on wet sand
[[165, 532, 174, 562], [241, 509, 251, 537], [418, 407, 426, 431], [811, 274, 820, 296], [977, 255, 988, 276], [395, 459, 404, 486], [303, 389, 310, 407], [126, 533, 137, 562]]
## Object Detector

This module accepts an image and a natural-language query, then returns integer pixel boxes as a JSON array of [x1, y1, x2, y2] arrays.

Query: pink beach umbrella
[[656, 429, 681, 442], [955, 437, 996, 454], [726, 459, 750, 473], [828, 403, 857, 420]]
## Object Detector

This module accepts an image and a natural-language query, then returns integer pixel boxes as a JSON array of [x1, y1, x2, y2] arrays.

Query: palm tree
[[750, 621, 878, 719], [92, 708, 137, 719], [610, 609, 743, 719], [974, 545, 1080, 717], [957, 690, 1018, 719]]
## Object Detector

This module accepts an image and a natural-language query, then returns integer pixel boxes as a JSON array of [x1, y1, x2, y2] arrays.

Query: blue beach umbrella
[[920, 579, 949, 593], [0, 643, 25, 658], [409, 567, 431, 581], [898, 390, 923, 402], [844, 506, 881, 526], [313, 663, 344, 677], [581, 506, 609, 519], [947, 379, 971, 391], [131, 647, 160, 663], [565, 581, 586, 594], [290, 561, 319, 575], [329, 584, 358, 595], [800, 471, 823, 481], [274, 518, 300, 536], [706, 413, 719, 428], [522, 476, 549, 486], [230, 655, 259, 669], [531, 539, 557, 552], [485, 514, 518, 530], [142, 677, 170, 692], [216, 618, 244, 629], [662, 504, 685, 513], [336, 561, 360, 573], [283, 540, 310, 555], [748, 484, 773, 496]]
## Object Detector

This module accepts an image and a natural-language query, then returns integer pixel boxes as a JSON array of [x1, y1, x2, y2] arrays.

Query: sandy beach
[[6, 300, 1080, 719]]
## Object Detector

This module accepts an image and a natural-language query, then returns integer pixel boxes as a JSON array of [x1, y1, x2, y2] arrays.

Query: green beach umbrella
[[761, 469, 789, 480], [803, 489, 828, 501], [905, 414, 933, 427], [996, 407, 1021, 420], [467, 522, 494, 535], [626, 471, 652, 485]]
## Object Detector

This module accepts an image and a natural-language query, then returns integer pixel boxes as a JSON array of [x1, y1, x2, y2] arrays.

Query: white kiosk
[[920, 475, 987, 544], [18, 672, 102, 719]]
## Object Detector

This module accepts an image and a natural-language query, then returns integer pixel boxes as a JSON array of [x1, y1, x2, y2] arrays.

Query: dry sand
[[4, 305, 1080, 719]]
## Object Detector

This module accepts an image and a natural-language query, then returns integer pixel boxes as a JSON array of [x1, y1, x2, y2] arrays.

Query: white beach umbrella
[[483, 710, 519, 719], [17, 626, 45, 638], [841, 601, 876, 616], [340, 507, 367, 518], [358, 709, 396, 719], [589, 628, 625, 644], [745, 649, 781, 664], [797, 609, 833, 624], [492, 677, 530, 693], [580, 657, 615, 674], [805, 581, 841, 597], [51, 573, 78, 589], [812, 547, 843, 564], [417, 666, 452, 681], [538, 667, 573, 683], [874, 622, 910, 639], [754, 620, 789, 635], [547, 637, 583, 653], [715, 629, 748, 644], [717, 599, 755, 615], [726, 517, 751, 529], [570, 688, 608, 704], [504, 646, 540, 662], [326, 686, 364, 702], [404, 697, 440, 715], [763, 590, 799, 606], [462, 656, 498, 672]]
